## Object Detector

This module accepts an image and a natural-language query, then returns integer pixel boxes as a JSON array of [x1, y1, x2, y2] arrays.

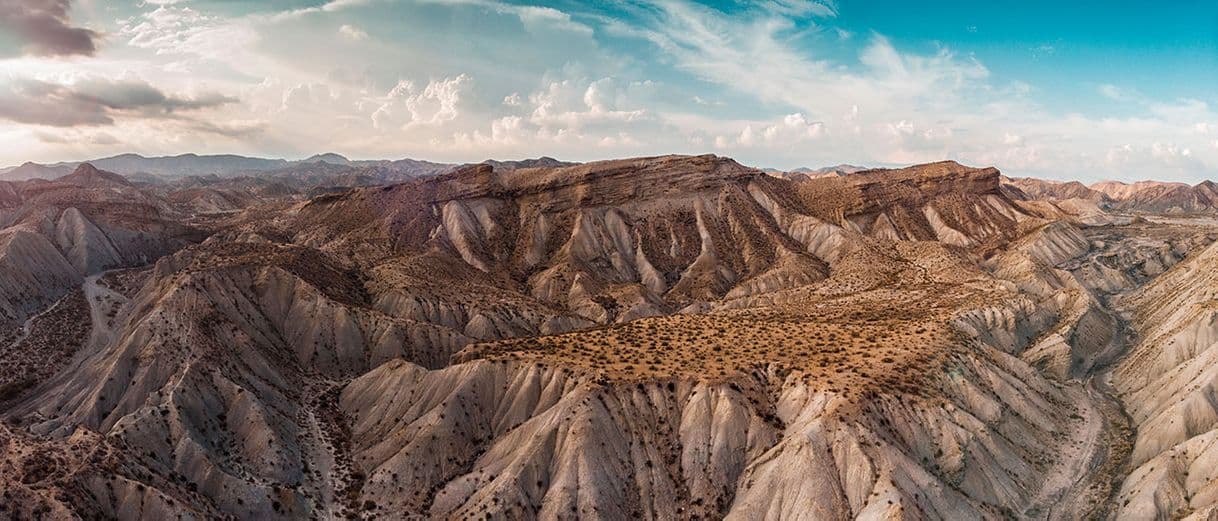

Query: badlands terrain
[[0, 154, 1217, 520]]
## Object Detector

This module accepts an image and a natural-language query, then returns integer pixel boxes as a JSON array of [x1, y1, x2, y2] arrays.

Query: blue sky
[[2, 0, 1217, 181], [841, 1, 1218, 114]]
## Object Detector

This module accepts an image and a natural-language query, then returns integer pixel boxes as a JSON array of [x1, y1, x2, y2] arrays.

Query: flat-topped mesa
[[781, 160, 1028, 249], [395, 154, 760, 210], [478, 156, 574, 171], [855, 159, 1000, 184], [1040, 178, 1218, 213], [848, 160, 1001, 205], [792, 161, 1001, 216], [502, 154, 758, 206]]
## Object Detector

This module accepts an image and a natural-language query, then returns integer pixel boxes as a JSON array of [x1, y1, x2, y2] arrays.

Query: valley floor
[[1025, 277, 1135, 519], [1045, 215, 1218, 520]]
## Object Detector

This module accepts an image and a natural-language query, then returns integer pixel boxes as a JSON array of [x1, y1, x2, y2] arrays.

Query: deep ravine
[[1045, 217, 1217, 520]]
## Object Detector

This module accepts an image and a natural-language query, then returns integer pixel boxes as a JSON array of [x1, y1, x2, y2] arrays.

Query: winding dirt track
[[1024, 237, 1145, 520], [81, 271, 125, 350], [1032, 336, 1134, 520], [5, 292, 69, 352]]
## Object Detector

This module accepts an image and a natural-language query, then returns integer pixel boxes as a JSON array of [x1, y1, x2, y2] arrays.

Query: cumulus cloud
[[0, 76, 237, 127], [371, 75, 471, 130], [726, 113, 825, 148], [338, 24, 368, 41], [442, 75, 672, 153], [0, 0, 99, 57], [528, 77, 648, 127], [278, 83, 343, 113], [1104, 142, 1204, 175], [120, 5, 258, 61]]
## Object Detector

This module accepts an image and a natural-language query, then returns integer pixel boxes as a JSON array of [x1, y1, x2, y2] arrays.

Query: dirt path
[[0, 269, 129, 410], [1025, 248, 1142, 519], [1023, 372, 1123, 519], [5, 293, 69, 352], [1030, 368, 1132, 520], [81, 271, 126, 350]]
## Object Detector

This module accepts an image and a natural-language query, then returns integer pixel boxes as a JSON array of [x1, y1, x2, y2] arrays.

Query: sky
[[1, 0, 1217, 182]]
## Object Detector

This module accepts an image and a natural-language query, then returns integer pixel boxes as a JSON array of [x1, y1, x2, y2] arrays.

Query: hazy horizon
[[3, 1, 1218, 183]]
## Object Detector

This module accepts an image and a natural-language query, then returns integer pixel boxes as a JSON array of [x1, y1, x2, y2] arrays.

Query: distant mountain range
[[2, 162, 74, 181], [763, 163, 869, 180], [794, 163, 869, 176], [0, 153, 291, 180], [1005, 176, 1218, 213], [6, 154, 874, 184], [0, 153, 583, 183]]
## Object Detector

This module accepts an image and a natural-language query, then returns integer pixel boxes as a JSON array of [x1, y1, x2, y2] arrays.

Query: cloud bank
[[1, 0, 1216, 183], [0, 0, 98, 57]]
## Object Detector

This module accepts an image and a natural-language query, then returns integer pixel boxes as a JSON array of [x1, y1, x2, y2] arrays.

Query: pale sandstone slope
[[0, 156, 1194, 520], [1112, 238, 1218, 520]]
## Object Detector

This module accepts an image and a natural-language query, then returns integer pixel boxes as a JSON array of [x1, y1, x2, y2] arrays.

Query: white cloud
[[760, 0, 836, 17], [527, 77, 647, 127], [1099, 84, 1132, 101], [371, 75, 471, 130], [281, 83, 336, 111], [1105, 142, 1200, 172], [417, 0, 592, 34], [338, 24, 368, 41], [270, 0, 375, 22], [120, 5, 259, 63], [7, 0, 1218, 182], [884, 119, 915, 137], [729, 113, 825, 148]]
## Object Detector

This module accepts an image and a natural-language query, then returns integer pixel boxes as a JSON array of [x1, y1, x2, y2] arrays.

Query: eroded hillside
[[0, 155, 1215, 520]]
